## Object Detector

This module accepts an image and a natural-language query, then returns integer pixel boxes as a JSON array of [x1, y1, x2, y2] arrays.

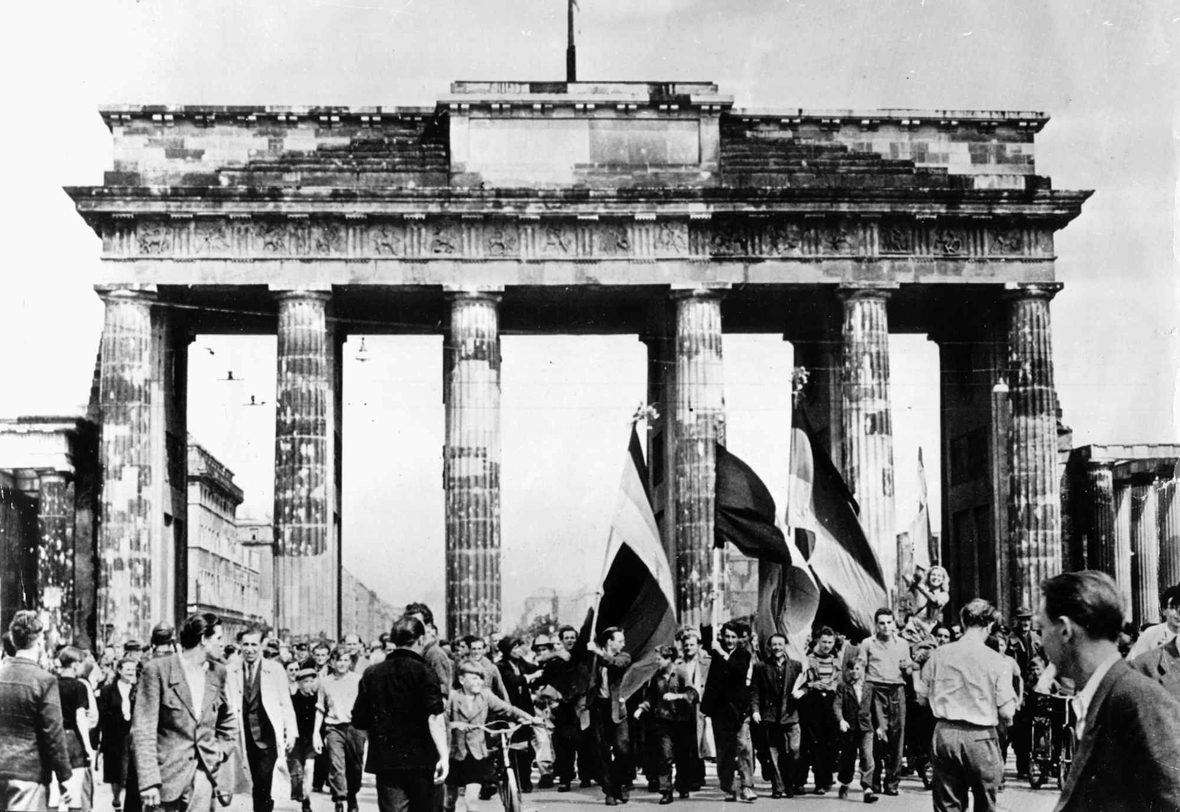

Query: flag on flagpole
[[787, 406, 888, 634], [715, 444, 794, 565], [909, 447, 933, 570], [593, 426, 678, 701]]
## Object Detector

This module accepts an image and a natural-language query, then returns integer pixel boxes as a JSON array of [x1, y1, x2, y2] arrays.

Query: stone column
[[443, 292, 502, 641], [1114, 483, 1134, 613], [672, 289, 725, 628], [1159, 480, 1180, 594], [1083, 463, 1118, 577], [1005, 284, 1062, 615], [274, 290, 338, 640], [839, 287, 898, 605], [97, 288, 156, 643], [1131, 478, 1160, 626], [37, 472, 74, 645]]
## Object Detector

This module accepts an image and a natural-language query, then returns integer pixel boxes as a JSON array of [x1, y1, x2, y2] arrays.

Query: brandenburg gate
[[66, 81, 1089, 642]]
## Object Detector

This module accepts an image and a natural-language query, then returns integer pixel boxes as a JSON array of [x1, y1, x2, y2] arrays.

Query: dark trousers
[[376, 770, 435, 812], [652, 719, 695, 795], [930, 721, 1002, 812], [591, 700, 631, 799], [508, 726, 535, 791], [836, 730, 875, 790], [799, 691, 837, 789], [764, 722, 801, 794], [325, 723, 366, 801], [1011, 705, 1031, 775], [553, 706, 592, 783], [868, 683, 905, 793], [907, 698, 935, 777], [245, 735, 278, 812], [712, 714, 754, 795]]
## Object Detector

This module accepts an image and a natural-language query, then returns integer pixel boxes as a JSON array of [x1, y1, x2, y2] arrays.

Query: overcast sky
[[1, 0, 1175, 627]]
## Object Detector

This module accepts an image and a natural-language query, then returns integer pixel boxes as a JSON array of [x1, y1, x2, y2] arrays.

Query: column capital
[[97, 286, 157, 304], [1003, 282, 1063, 301], [670, 284, 729, 302], [36, 470, 71, 486], [837, 282, 898, 301], [444, 288, 503, 304], [271, 286, 332, 303]]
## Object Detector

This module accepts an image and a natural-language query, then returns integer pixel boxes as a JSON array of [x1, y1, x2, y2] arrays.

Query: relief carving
[[765, 222, 803, 255], [259, 221, 287, 254], [992, 228, 1023, 254], [314, 222, 344, 254], [824, 222, 855, 253], [542, 224, 574, 255], [430, 222, 461, 255], [371, 224, 403, 256], [708, 223, 745, 255], [137, 221, 169, 255], [195, 221, 230, 254], [654, 222, 688, 254], [596, 223, 631, 255], [936, 227, 964, 256], [484, 224, 519, 257], [881, 224, 913, 254]]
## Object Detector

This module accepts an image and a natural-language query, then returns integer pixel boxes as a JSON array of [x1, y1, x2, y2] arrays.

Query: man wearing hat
[[123, 639, 145, 663], [150, 623, 176, 659], [1007, 607, 1037, 779]]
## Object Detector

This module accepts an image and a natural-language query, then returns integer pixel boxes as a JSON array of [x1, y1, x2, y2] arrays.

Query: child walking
[[833, 659, 879, 804]]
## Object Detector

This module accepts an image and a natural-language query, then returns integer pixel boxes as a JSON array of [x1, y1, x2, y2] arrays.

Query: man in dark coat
[[701, 621, 756, 802], [586, 626, 632, 806], [0, 610, 73, 811], [350, 615, 448, 812], [751, 633, 806, 799], [1038, 571, 1180, 812], [1130, 634, 1180, 697]]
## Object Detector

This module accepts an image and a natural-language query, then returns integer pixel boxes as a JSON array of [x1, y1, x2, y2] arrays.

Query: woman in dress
[[97, 657, 138, 810]]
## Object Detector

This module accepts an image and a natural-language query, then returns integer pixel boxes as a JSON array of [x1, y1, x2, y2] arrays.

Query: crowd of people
[[3, 574, 1180, 812]]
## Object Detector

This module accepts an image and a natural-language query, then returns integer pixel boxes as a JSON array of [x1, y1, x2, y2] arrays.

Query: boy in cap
[[150, 623, 176, 658], [289, 665, 320, 812]]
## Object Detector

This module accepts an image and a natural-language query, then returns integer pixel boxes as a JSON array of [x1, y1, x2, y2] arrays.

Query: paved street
[[91, 768, 1060, 812]]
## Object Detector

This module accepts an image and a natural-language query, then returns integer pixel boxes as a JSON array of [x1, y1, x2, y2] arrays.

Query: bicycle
[[464, 720, 536, 812], [1027, 693, 1075, 789]]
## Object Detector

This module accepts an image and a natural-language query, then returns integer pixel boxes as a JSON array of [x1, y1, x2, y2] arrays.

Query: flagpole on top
[[566, 0, 577, 82]]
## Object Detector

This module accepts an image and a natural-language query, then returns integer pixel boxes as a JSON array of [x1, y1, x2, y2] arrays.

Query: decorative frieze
[[101, 214, 1055, 262]]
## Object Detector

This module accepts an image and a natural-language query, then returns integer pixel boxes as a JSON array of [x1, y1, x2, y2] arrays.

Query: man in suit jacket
[[226, 626, 297, 812], [1130, 634, 1180, 697], [0, 610, 73, 811], [677, 628, 712, 791], [1038, 571, 1180, 812], [133, 612, 238, 812], [751, 633, 807, 799], [586, 626, 633, 806]]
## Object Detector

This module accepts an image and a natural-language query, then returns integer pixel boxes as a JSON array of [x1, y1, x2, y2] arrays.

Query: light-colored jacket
[[446, 689, 529, 761], [224, 657, 298, 796]]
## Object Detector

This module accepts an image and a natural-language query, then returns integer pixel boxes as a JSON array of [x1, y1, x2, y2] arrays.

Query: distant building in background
[[237, 517, 276, 629], [1063, 443, 1180, 628], [341, 569, 398, 644], [186, 438, 264, 639]]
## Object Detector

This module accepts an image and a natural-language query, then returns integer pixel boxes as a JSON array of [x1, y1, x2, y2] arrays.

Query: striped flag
[[787, 406, 888, 634], [909, 448, 934, 570], [593, 426, 677, 700]]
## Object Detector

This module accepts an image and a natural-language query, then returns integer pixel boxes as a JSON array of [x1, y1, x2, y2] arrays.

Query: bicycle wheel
[[1028, 760, 1044, 789], [500, 764, 523, 812]]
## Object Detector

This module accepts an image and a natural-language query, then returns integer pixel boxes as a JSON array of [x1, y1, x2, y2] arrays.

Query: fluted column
[[97, 289, 157, 643], [1005, 284, 1062, 614], [1159, 480, 1180, 593], [1131, 478, 1160, 626], [672, 289, 725, 628], [444, 292, 502, 641], [1084, 463, 1117, 576], [1114, 483, 1134, 613], [37, 472, 74, 645], [839, 287, 898, 605], [274, 290, 338, 640]]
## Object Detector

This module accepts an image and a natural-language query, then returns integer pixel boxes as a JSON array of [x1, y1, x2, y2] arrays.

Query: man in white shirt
[[1037, 571, 1180, 811], [1126, 583, 1180, 659]]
